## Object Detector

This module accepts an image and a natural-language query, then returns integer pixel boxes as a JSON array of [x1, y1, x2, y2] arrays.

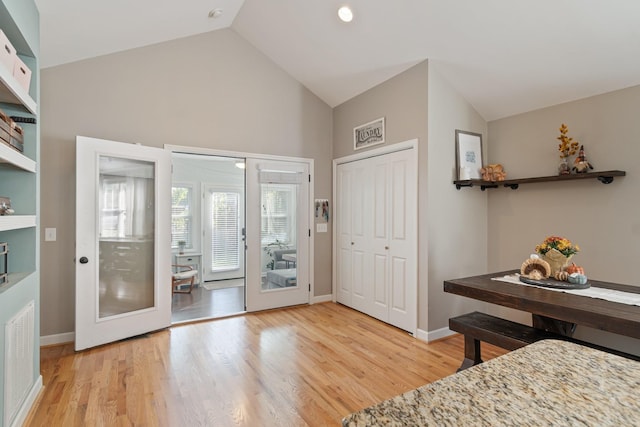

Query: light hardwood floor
[[28, 303, 507, 426], [171, 284, 245, 323]]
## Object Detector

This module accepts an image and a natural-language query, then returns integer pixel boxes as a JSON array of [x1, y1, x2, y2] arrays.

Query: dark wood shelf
[[454, 170, 626, 190]]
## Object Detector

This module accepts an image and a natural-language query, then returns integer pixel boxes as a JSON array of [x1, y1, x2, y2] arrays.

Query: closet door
[[370, 155, 391, 322], [335, 147, 417, 333], [336, 164, 353, 305], [386, 150, 417, 332], [336, 161, 369, 313]]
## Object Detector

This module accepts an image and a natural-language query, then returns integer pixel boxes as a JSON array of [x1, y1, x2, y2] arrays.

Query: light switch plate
[[316, 223, 328, 233], [45, 227, 56, 241]]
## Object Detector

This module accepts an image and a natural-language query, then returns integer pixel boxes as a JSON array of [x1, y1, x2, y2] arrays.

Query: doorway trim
[[165, 144, 316, 307]]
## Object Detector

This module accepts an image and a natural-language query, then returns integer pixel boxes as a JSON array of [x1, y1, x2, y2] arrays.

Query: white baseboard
[[10, 375, 42, 427], [40, 332, 74, 347], [311, 294, 333, 304], [416, 327, 456, 343]]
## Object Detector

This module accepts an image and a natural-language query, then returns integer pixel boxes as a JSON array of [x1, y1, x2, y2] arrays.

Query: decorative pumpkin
[[521, 257, 551, 279], [568, 273, 588, 285], [565, 263, 585, 275]]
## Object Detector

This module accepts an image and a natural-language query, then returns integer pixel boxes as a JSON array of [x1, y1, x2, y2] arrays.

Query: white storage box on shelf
[[0, 29, 16, 75], [12, 56, 31, 92]]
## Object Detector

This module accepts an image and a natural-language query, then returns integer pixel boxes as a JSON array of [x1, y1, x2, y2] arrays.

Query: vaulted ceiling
[[36, 0, 640, 120]]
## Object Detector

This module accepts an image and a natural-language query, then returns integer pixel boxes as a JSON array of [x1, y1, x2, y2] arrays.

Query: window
[[261, 185, 296, 245], [100, 171, 154, 239], [171, 185, 193, 249], [210, 191, 240, 271], [100, 178, 127, 238]]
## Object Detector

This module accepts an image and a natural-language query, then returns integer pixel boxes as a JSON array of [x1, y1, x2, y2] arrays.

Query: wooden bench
[[450, 311, 639, 371]]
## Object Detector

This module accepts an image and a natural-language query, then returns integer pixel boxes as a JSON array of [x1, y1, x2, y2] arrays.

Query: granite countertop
[[342, 340, 640, 426]]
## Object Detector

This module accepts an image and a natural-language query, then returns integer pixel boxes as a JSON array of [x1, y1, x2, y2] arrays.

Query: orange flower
[[536, 236, 579, 257]]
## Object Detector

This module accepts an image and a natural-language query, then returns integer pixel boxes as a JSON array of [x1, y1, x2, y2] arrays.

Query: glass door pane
[[261, 183, 298, 291], [98, 156, 155, 318]]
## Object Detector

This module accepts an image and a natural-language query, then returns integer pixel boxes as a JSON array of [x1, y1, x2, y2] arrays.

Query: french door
[[75, 136, 171, 351], [203, 183, 245, 281], [245, 159, 311, 311]]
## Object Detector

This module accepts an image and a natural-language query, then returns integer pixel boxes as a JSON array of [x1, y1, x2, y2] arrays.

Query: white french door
[[245, 159, 311, 311], [203, 184, 245, 281], [75, 136, 171, 351]]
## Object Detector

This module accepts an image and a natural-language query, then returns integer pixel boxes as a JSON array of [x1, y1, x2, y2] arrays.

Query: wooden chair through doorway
[[171, 264, 198, 294]]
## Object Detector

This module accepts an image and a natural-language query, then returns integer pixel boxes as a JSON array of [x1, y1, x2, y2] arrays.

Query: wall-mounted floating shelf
[[454, 170, 626, 190]]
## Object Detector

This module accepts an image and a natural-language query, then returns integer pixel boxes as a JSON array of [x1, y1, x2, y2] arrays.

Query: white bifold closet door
[[336, 147, 417, 333]]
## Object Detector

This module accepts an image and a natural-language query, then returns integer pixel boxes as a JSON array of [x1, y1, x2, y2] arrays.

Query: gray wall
[[487, 85, 640, 355], [40, 29, 333, 337]]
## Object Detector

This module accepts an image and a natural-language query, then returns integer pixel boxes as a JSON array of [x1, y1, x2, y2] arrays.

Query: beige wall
[[426, 65, 489, 331], [40, 29, 333, 337], [487, 85, 640, 354], [333, 62, 429, 160]]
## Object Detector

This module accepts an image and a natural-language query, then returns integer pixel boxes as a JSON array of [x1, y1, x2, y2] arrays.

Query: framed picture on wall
[[354, 117, 385, 150], [455, 130, 483, 180]]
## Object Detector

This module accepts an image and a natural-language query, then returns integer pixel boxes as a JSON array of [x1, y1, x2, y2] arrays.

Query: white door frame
[[165, 145, 315, 308], [332, 139, 418, 334]]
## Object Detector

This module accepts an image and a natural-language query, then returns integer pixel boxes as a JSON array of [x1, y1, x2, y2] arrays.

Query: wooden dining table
[[444, 270, 640, 340]]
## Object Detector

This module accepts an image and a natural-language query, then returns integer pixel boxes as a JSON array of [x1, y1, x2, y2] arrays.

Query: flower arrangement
[[557, 123, 580, 159], [535, 236, 580, 257]]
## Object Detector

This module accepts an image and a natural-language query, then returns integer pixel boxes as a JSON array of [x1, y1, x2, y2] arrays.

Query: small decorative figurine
[[572, 145, 594, 173]]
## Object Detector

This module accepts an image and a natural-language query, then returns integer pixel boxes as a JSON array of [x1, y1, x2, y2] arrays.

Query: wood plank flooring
[[171, 285, 245, 323], [28, 303, 507, 426]]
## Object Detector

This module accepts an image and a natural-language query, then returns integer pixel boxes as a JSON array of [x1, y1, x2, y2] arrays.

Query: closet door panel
[[370, 158, 389, 321], [391, 256, 408, 312], [350, 164, 368, 310], [371, 252, 388, 321], [336, 166, 352, 304], [373, 162, 388, 240], [391, 159, 407, 240], [387, 151, 417, 333], [352, 166, 366, 240], [338, 245, 352, 304], [351, 248, 367, 311]]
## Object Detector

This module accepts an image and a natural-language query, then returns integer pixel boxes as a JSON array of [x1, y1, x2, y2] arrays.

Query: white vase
[[558, 157, 570, 175]]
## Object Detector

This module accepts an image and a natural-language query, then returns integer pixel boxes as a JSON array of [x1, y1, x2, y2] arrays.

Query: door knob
[[79, 256, 89, 264], [385, 246, 389, 250]]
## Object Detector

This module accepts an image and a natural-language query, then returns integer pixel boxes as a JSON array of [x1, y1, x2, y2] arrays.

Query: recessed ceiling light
[[208, 8, 223, 19], [338, 6, 353, 23]]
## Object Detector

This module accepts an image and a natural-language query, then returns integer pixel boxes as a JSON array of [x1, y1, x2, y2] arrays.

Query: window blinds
[[210, 191, 240, 271]]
